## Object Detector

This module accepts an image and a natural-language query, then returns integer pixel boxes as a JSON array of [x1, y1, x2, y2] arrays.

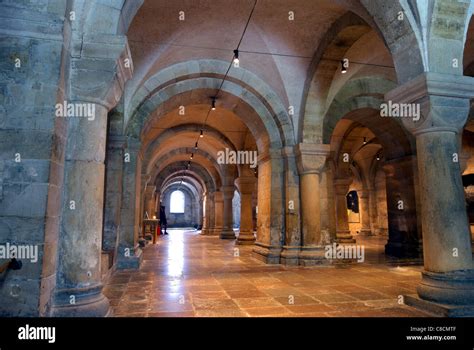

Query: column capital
[[382, 155, 417, 177], [295, 143, 330, 175], [385, 73, 474, 135], [334, 178, 351, 194], [220, 185, 235, 199], [214, 191, 223, 202], [107, 135, 127, 150], [69, 34, 133, 109], [126, 137, 141, 152], [258, 148, 281, 164], [235, 177, 257, 194]]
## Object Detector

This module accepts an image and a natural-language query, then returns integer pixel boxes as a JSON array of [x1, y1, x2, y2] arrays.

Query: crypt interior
[[1, 0, 474, 317]]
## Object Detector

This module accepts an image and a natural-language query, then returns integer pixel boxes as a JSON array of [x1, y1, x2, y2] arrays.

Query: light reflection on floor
[[165, 230, 185, 278], [104, 229, 434, 317]]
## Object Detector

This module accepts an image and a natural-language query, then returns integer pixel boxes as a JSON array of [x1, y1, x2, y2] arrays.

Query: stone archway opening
[[330, 113, 422, 263]]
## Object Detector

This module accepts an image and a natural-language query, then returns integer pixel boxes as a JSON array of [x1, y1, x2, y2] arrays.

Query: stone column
[[207, 191, 216, 235], [296, 143, 330, 265], [144, 185, 156, 219], [117, 138, 143, 269], [200, 192, 210, 235], [103, 135, 126, 253], [359, 191, 372, 236], [235, 177, 257, 244], [280, 147, 302, 265], [368, 186, 379, 235], [51, 35, 132, 317], [220, 186, 236, 239], [155, 191, 161, 218], [383, 156, 421, 258], [212, 191, 223, 235], [252, 192, 258, 232], [334, 179, 355, 243], [198, 195, 204, 229], [253, 149, 285, 264], [387, 73, 474, 312], [138, 174, 150, 238]]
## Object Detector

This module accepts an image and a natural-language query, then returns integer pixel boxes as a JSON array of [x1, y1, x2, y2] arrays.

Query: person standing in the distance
[[160, 205, 168, 235]]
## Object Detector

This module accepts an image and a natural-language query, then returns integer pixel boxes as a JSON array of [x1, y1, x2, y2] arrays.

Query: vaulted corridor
[[2, 0, 474, 321], [104, 230, 430, 317]]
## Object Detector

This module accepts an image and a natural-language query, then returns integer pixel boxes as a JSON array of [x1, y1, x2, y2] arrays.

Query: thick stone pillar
[[198, 195, 204, 229], [235, 177, 257, 244], [253, 150, 285, 264], [155, 191, 161, 218], [387, 73, 474, 314], [212, 191, 223, 235], [280, 147, 302, 265], [383, 156, 421, 258], [219, 186, 236, 239], [144, 185, 156, 219], [334, 179, 355, 243], [51, 35, 132, 317], [359, 191, 372, 236], [103, 135, 126, 253], [207, 191, 216, 235], [296, 143, 330, 265], [200, 192, 210, 235], [117, 139, 143, 269], [368, 186, 379, 235]]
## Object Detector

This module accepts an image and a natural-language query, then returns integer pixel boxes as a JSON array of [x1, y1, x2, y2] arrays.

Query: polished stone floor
[[104, 229, 433, 317]]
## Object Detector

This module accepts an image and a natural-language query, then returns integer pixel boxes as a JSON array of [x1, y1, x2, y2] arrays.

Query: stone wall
[[0, 2, 66, 316], [162, 185, 199, 228]]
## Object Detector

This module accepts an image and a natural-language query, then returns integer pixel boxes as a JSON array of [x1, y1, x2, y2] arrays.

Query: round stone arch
[[142, 123, 238, 168], [125, 59, 295, 148], [154, 162, 219, 194], [149, 147, 233, 184], [160, 174, 204, 210], [299, 12, 374, 143], [324, 99, 414, 161], [68, 0, 143, 36], [127, 82, 283, 153], [152, 151, 225, 189], [298, 4, 426, 144], [162, 177, 203, 200], [126, 76, 294, 145], [322, 76, 414, 160]]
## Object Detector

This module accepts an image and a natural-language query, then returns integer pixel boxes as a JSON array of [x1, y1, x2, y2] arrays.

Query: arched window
[[170, 190, 185, 213]]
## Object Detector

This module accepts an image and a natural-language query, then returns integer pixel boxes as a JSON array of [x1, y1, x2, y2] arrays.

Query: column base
[[210, 227, 221, 236], [336, 230, 356, 243], [280, 246, 300, 266], [252, 243, 281, 264], [237, 231, 255, 245], [385, 239, 422, 258], [50, 284, 110, 317], [416, 270, 474, 306], [219, 229, 236, 239], [404, 294, 474, 317], [200, 228, 212, 235], [359, 229, 372, 236], [299, 246, 328, 266], [116, 246, 143, 270]]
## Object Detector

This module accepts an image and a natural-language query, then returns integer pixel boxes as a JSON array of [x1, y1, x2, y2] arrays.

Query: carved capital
[[334, 178, 351, 195], [69, 34, 133, 109], [295, 143, 330, 175], [385, 73, 474, 135], [235, 177, 257, 194]]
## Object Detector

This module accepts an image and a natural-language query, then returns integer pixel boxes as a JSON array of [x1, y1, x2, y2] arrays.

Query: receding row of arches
[[2, 0, 474, 317]]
